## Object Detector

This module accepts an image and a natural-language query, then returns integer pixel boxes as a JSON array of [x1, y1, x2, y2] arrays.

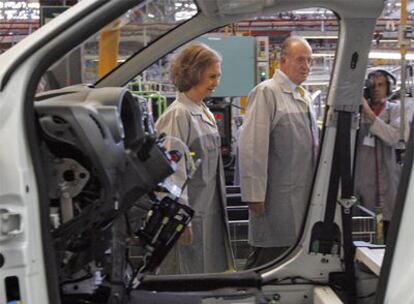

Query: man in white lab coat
[[354, 69, 404, 243], [239, 36, 318, 268]]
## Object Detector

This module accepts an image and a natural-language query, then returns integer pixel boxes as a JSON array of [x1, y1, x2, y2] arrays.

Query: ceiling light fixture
[[369, 51, 414, 60], [312, 51, 414, 60]]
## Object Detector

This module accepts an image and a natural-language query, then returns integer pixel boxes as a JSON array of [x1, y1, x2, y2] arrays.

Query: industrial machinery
[[30, 85, 194, 302]]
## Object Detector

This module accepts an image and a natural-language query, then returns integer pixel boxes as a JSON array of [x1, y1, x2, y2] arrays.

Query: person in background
[[155, 43, 234, 274], [239, 36, 318, 268], [354, 69, 405, 243]]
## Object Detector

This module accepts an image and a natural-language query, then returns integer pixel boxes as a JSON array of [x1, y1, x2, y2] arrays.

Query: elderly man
[[355, 69, 403, 243], [239, 36, 318, 268]]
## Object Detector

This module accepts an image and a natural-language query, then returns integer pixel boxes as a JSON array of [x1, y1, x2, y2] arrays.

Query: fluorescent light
[[304, 81, 329, 86], [312, 53, 335, 57], [369, 51, 414, 60], [312, 51, 414, 60], [291, 31, 338, 40], [373, 39, 399, 42], [300, 35, 338, 39], [369, 51, 400, 59], [175, 11, 197, 21]]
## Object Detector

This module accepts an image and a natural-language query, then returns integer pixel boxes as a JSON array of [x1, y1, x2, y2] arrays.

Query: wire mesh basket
[[352, 205, 376, 243], [226, 186, 378, 270]]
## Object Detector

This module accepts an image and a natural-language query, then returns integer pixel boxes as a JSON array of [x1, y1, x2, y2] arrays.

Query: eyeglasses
[[294, 56, 312, 66]]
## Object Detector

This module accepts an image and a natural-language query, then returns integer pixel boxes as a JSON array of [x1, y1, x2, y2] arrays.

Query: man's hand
[[361, 97, 376, 122], [248, 202, 265, 214], [179, 226, 193, 245]]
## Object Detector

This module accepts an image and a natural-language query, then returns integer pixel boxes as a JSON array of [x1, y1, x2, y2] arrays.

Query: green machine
[[129, 82, 168, 119], [196, 35, 256, 97]]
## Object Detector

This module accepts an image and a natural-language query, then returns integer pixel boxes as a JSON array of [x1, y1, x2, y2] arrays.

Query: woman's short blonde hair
[[170, 43, 222, 92]]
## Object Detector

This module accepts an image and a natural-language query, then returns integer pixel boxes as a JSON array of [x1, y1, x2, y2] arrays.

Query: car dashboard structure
[[33, 85, 193, 303]]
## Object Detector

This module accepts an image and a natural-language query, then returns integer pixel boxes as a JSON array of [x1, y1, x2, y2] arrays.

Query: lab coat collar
[[384, 100, 394, 110], [176, 92, 216, 126], [372, 100, 393, 115], [377, 100, 394, 119], [274, 70, 309, 104], [276, 70, 296, 91]]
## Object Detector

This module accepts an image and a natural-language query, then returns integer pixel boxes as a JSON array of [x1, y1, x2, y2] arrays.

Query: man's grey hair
[[280, 36, 312, 60]]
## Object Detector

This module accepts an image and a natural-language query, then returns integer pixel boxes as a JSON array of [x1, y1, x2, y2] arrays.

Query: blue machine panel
[[195, 35, 256, 97]]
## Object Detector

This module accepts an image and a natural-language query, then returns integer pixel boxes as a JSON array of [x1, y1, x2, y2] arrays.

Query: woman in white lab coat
[[155, 43, 234, 274]]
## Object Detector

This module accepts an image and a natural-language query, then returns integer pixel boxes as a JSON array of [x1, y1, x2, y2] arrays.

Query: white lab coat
[[354, 101, 403, 221], [155, 92, 234, 273], [239, 70, 317, 247]]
